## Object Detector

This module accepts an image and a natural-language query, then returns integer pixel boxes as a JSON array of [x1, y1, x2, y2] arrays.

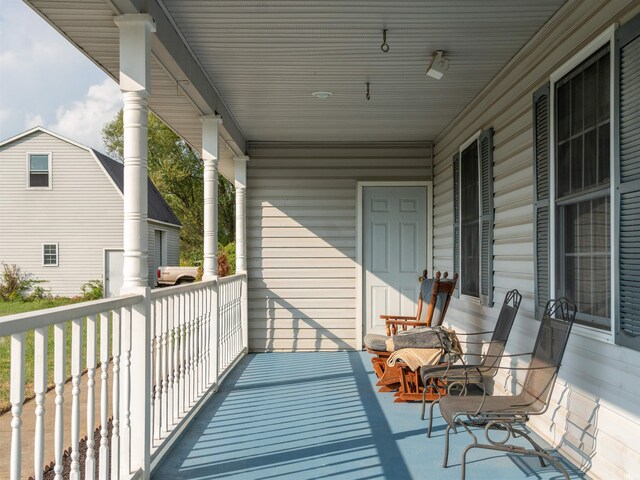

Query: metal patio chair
[[438, 297, 576, 480], [420, 289, 523, 436]]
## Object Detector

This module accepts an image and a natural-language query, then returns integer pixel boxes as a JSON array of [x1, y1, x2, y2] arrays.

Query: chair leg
[[513, 429, 548, 467], [427, 400, 439, 438], [459, 442, 569, 480], [420, 387, 427, 420], [443, 424, 451, 468]]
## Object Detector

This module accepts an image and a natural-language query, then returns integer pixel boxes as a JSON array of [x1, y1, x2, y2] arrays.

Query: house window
[[460, 139, 480, 297], [43, 243, 58, 266], [453, 129, 494, 305], [28, 153, 51, 188], [554, 45, 611, 330]]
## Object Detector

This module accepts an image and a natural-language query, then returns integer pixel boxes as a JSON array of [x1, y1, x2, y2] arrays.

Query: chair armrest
[[462, 351, 533, 358], [380, 315, 417, 320], [455, 331, 493, 336], [384, 318, 428, 335]]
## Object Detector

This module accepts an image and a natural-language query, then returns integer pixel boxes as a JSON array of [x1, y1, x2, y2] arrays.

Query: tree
[[102, 110, 235, 264]]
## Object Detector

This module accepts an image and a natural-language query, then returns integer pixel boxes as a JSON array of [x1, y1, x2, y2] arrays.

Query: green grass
[[0, 299, 109, 413], [0, 297, 76, 316]]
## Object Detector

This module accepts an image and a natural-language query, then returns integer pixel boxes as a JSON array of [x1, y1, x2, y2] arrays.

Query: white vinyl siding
[[0, 130, 180, 295], [247, 143, 431, 352], [431, 2, 640, 479]]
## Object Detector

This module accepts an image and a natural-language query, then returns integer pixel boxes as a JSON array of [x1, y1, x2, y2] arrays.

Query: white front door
[[363, 186, 428, 334]]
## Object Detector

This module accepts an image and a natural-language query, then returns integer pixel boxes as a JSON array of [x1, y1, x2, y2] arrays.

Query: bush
[[0, 263, 48, 301], [80, 279, 104, 301], [220, 242, 236, 274], [218, 250, 232, 277]]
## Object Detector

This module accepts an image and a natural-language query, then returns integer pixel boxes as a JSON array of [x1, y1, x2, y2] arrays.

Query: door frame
[[355, 181, 433, 348]]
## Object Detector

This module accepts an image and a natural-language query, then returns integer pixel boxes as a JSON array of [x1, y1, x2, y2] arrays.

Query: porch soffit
[[25, 0, 566, 151]]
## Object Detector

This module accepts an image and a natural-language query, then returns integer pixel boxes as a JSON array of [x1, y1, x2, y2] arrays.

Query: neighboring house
[[0, 127, 181, 296]]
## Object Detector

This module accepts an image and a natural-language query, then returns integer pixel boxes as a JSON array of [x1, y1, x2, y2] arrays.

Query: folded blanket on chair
[[385, 326, 460, 352], [387, 348, 443, 371]]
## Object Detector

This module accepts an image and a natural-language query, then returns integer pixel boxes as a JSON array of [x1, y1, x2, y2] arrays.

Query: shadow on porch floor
[[153, 352, 584, 480]]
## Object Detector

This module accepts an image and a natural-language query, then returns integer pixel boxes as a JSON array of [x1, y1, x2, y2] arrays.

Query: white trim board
[[355, 181, 433, 349]]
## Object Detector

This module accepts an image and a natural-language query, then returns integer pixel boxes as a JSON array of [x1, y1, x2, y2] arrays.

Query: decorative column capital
[[113, 13, 156, 31], [114, 13, 155, 94], [200, 114, 223, 125], [233, 155, 250, 163]]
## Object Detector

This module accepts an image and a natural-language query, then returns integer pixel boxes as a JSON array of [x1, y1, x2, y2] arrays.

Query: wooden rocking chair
[[363, 270, 458, 391]]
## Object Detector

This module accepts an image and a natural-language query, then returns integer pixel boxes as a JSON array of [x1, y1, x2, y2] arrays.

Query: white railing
[[0, 294, 141, 480], [1, 273, 247, 479], [149, 280, 216, 452], [218, 274, 245, 375]]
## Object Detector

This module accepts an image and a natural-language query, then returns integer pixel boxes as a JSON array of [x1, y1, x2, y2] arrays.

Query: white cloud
[[48, 79, 122, 151], [24, 113, 44, 129], [0, 108, 10, 123]]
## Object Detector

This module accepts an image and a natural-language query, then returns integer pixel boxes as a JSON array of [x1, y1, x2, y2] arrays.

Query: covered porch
[[2, 0, 640, 479]]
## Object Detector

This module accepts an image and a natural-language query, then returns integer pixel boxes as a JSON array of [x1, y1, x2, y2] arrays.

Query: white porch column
[[114, 13, 155, 480], [202, 116, 222, 281], [234, 155, 249, 352], [234, 156, 248, 273]]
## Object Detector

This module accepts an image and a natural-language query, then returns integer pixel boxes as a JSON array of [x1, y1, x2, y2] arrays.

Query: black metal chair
[[420, 289, 523, 437], [437, 297, 577, 480]]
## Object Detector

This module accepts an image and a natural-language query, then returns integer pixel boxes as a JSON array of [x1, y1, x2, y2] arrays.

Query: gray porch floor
[[154, 352, 584, 480]]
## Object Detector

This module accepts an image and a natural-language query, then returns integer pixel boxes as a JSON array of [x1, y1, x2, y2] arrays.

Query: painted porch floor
[[154, 352, 584, 480]]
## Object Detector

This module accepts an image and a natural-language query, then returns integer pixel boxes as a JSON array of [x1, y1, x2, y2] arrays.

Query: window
[[43, 243, 58, 266], [452, 129, 494, 305], [554, 45, 611, 330], [28, 153, 51, 188], [460, 139, 480, 297], [535, 19, 640, 350]]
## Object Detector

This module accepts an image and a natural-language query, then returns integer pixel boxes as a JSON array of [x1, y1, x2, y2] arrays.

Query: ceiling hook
[[366, 82, 371, 101], [380, 29, 389, 53]]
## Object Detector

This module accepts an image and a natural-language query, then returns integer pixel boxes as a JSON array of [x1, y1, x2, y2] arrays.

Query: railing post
[[211, 281, 220, 387], [234, 156, 249, 353], [128, 290, 152, 477]]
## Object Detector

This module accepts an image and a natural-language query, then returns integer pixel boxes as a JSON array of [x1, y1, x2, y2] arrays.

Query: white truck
[[156, 266, 199, 287]]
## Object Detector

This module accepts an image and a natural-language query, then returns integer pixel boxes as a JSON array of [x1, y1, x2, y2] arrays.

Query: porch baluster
[[99, 313, 110, 480], [111, 310, 121, 478], [53, 323, 66, 480], [161, 296, 169, 436], [70, 318, 83, 479], [153, 299, 161, 441], [179, 291, 187, 414], [33, 327, 47, 480], [10, 332, 25, 480], [85, 315, 97, 480]]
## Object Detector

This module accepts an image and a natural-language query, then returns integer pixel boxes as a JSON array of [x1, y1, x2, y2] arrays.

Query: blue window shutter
[[615, 14, 640, 351], [479, 128, 494, 307], [453, 152, 460, 298], [533, 84, 551, 319]]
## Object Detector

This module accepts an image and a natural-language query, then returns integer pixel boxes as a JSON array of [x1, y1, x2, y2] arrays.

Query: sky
[[0, 0, 122, 152]]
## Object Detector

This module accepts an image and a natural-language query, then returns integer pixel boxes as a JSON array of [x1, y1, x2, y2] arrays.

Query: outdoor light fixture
[[426, 50, 449, 79], [312, 91, 333, 99]]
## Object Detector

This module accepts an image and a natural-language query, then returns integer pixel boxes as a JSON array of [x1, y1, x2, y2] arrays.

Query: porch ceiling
[[25, 0, 566, 153], [159, 0, 566, 143]]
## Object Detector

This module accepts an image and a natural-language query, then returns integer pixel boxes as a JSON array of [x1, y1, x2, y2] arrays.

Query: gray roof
[[93, 150, 181, 227]]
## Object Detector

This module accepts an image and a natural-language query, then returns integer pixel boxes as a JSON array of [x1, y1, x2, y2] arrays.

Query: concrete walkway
[[0, 366, 113, 479]]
